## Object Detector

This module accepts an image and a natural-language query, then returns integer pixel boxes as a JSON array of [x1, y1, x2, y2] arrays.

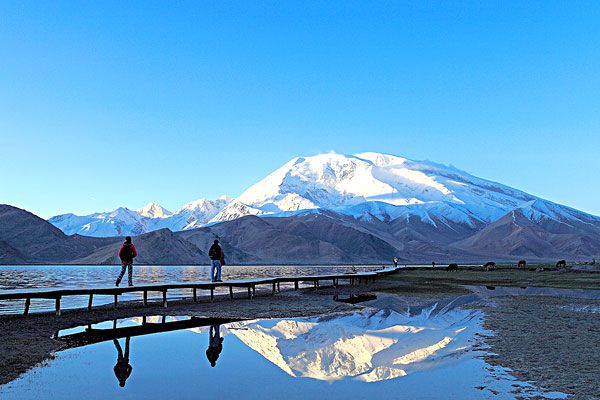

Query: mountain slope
[[200, 214, 400, 264], [454, 199, 600, 258], [0, 205, 108, 263], [71, 229, 206, 265]]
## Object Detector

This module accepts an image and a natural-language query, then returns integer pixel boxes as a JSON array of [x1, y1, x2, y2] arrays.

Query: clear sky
[[1, 1, 599, 218]]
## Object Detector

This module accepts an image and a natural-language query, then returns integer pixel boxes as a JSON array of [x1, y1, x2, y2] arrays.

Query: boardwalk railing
[[0, 267, 401, 316]]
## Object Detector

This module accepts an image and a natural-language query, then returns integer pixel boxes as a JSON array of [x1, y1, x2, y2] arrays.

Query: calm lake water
[[0, 265, 382, 314], [0, 300, 564, 400]]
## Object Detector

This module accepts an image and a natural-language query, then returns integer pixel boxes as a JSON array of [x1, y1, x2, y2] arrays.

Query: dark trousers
[[116, 262, 133, 286]]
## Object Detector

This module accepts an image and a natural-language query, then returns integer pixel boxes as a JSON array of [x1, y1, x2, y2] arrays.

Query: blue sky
[[1, 1, 599, 218]]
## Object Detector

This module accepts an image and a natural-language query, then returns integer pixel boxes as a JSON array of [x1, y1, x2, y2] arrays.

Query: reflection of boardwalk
[[57, 316, 239, 349]]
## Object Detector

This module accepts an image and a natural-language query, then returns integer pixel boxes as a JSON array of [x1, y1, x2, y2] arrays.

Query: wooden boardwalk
[[0, 267, 401, 316]]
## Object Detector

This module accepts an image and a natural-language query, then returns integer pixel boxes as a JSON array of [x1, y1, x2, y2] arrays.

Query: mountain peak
[[137, 202, 173, 218]]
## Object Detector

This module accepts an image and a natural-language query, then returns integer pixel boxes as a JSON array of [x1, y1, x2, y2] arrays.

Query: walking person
[[208, 239, 223, 282], [116, 236, 137, 287], [393, 256, 399, 268]]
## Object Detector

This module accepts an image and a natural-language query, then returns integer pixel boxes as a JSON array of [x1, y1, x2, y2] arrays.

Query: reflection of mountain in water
[[225, 305, 481, 382]]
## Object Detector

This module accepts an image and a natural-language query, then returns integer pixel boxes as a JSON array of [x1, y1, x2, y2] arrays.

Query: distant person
[[208, 239, 223, 282], [432, 261, 436, 268], [113, 337, 133, 387], [393, 257, 398, 267], [205, 324, 224, 367], [116, 236, 137, 287]]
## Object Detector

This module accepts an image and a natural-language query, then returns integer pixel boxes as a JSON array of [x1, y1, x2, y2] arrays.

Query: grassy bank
[[381, 267, 600, 295]]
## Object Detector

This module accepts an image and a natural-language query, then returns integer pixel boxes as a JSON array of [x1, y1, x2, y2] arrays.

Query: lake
[[0, 299, 565, 400]]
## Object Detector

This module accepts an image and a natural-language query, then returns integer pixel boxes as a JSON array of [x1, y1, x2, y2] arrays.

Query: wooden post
[[272, 282, 276, 295], [24, 298, 31, 316], [294, 281, 299, 290], [88, 294, 93, 311], [193, 288, 197, 302], [143, 291, 148, 306], [252, 284, 256, 297], [247, 286, 251, 299], [114, 294, 118, 309], [142, 316, 147, 324], [229, 286, 234, 300], [210, 288, 214, 302], [162, 289, 168, 308], [55, 297, 61, 316]]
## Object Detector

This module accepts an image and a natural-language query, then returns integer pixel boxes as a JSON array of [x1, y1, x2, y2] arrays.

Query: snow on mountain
[[48, 207, 148, 237], [48, 151, 599, 239], [214, 151, 539, 226], [169, 196, 232, 230], [49, 197, 231, 237], [137, 202, 173, 218], [208, 200, 264, 223]]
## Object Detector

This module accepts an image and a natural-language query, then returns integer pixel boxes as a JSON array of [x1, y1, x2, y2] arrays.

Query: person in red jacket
[[116, 236, 137, 286]]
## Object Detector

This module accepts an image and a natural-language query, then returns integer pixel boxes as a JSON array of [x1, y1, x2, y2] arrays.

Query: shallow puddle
[[0, 304, 566, 399]]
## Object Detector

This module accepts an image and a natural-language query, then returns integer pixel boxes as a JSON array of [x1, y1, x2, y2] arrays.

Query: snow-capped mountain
[[137, 202, 172, 218], [49, 197, 231, 237], [217, 152, 539, 226], [48, 152, 600, 249], [48, 207, 149, 237]]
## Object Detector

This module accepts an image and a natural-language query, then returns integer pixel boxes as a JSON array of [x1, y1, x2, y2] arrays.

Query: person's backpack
[[208, 245, 219, 259], [120, 244, 133, 260]]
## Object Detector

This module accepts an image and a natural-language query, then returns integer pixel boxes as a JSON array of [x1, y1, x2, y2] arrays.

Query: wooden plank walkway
[[0, 267, 401, 316]]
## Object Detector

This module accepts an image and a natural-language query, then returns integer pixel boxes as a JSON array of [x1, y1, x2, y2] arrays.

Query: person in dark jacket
[[205, 324, 223, 367], [113, 337, 133, 387], [116, 236, 137, 287], [208, 240, 223, 282]]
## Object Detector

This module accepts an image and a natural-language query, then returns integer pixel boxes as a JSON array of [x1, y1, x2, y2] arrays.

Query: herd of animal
[[444, 259, 573, 272]]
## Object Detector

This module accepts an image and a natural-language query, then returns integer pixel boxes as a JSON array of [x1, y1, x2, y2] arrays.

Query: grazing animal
[[518, 260, 527, 269], [556, 260, 567, 268], [484, 262, 496, 271], [446, 263, 458, 272]]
